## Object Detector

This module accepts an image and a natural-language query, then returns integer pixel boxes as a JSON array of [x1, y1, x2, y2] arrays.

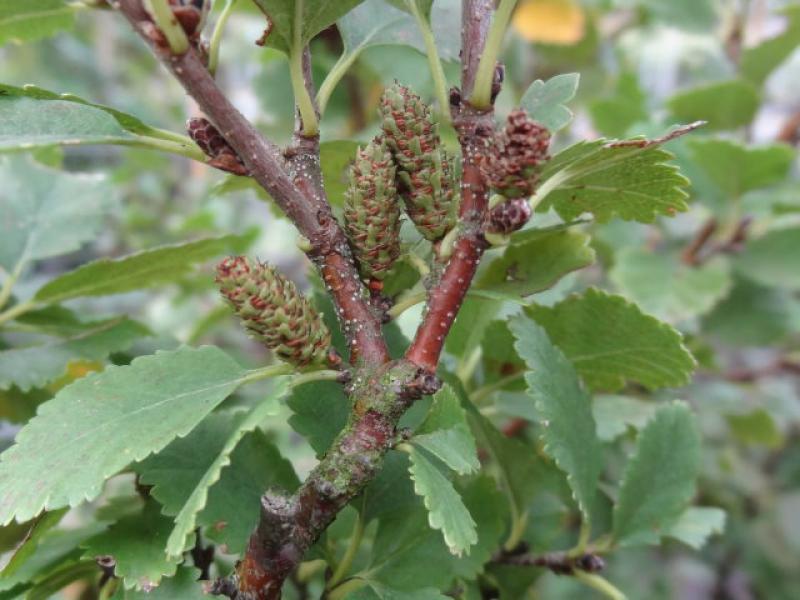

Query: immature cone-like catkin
[[484, 109, 551, 199], [380, 83, 457, 242], [216, 256, 331, 367], [344, 138, 402, 287]]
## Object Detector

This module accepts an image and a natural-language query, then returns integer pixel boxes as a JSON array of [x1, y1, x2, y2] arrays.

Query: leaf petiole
[[144, 0, 190, 54], [405, 0, 451, 124], [573, 571, 627, 600], [208, 0, 239, 77], [470, 0, 518, 108], [327, 512, 365, 589], [289, 0, 320, 136]]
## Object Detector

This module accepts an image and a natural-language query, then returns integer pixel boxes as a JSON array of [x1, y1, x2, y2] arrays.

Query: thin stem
[[0, 261, 24, 311], [503, 507, 529, 552], [573, 572, 627, 600], [208, 0, 238, 76], [327, 514, 365, 589], [405, 0, 451, 124], [387, 290, 427, 319], [455, 347, 481, 385], [470, 371, 524, 405], [406, 252, 431, 278], [98, 579, 119, 600], [124, 135, 207, 161], [289, 0, 319, 136], [569, 521, 592, 557], [145, 126, 200, 146], [290, 369, 342, 387], [316, 51, 359, 116], [471, 0, 517, 108], [0, 300, 36, 327], [240, 364, 341, 386], [327, 578, 367, 600], [145, 0, 189, 54], [241, 362, 295, 384]]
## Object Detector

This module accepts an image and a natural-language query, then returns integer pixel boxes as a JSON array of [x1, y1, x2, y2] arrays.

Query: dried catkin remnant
[[484, 109, 551, 199], [216, 256, 331, 367], [187, 117, 248, 175], [487, 197, 532, 234], [344, 138, 402, 287], [380, 83, 458, 242]]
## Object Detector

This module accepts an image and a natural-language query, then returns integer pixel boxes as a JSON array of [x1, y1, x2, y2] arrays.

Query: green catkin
[[343, 138, 402, 287], [216, 256, 331, 367], [380, 83, 458, 242]]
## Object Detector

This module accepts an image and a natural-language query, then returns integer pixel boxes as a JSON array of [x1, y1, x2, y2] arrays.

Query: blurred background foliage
[[1, 0, 799, 598]]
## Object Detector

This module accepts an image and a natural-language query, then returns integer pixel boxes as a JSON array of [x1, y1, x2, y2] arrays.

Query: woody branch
[[114, 0, 498, 597]]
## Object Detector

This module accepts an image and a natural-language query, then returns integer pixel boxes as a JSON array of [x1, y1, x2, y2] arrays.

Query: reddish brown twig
[[493, 548, 606, 576], [681, 217, 752, 267], [681, 218, 718, 266], [406, 0, 497, 371]]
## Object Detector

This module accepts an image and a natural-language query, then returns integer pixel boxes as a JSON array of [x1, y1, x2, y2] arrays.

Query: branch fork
[[114, 1, 499, 596]]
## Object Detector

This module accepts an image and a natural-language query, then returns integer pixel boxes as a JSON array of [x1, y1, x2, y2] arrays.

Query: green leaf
[[727, 408, 784, 449], [477, 227, 594, 298], [337, 0, 460, 64], [386, 0, 432, 15], [33, 236, 244, 305], [510, 316, 602, 524], [412, 386, 478, 475], [527, 288, 696, 392], [350, 583, 449, 600], [0, 1, 74, 46], [664, 506, 726, 550], [520, 73, 580, 132], [113, 566, 204, 599], [136, 381, 288, 557], [640, 0, 716, 31], [610, 248, 732, 322], [612, 402, 701, 546], [735, 227, 800, 291], [320, 140, 360, 207], [592, 395, 657, 442], [667, 79, 760, 131], [406, 446, 477, 556], [0, 522, 104, 594], [0, 346, 249, 524], [741, 6, 800, 84], [0, 318, 149, 392], [81, 500, 182, 591], [687, 139, 794, 197], [0, 156, 115, 273], [287, 380, 349, 457], [466, 413, 543, 532], [536, 126, 696, 223], [703, 276, 794, 345], [251, 0, 365, 54], [200, 429, 299, 554], [0, 83, 180, 152], [589, 72, 648, 137], [0, 510, 66, 580], [364, 474, 504, 590]]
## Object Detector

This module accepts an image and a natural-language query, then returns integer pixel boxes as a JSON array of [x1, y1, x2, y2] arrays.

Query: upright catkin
[[380, 83, 458, 242]]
